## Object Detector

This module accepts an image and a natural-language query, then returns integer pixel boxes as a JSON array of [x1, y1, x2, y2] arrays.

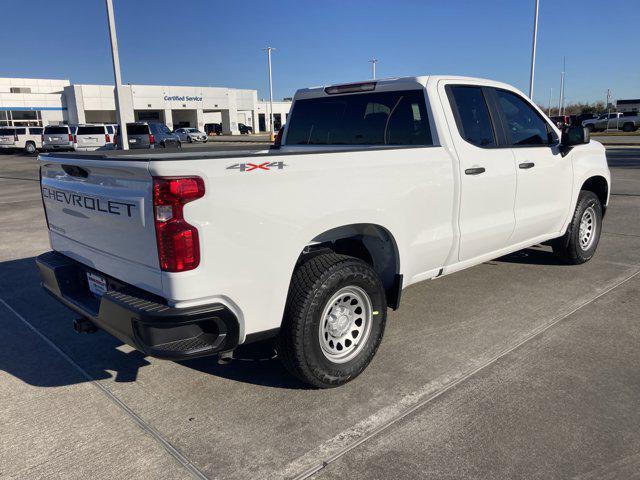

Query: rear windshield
[[126, 124, 150, 135], [0, 128, 15, 135], [44, 126, 69, 134], [286, 89, 432, 146], [77, 126, 105, 135]]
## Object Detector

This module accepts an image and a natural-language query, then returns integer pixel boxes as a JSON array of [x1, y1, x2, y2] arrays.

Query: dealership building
[[0, 77, 291, 134]]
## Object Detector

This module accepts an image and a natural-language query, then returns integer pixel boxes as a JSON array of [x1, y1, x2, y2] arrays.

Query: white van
[[0, 126, 43, 154], [73, 124, 114, 151]]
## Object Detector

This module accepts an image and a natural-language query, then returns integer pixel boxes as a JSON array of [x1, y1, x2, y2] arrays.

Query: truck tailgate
[[40, 155, 162, 289]]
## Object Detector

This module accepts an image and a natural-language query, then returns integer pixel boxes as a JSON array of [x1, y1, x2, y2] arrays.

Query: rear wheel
[[277, 253, 387, 388], [24, 142, 36, 155], [622, 122, 635, 132], [552, 190, 603, 264], [585, 124, 595, 133]]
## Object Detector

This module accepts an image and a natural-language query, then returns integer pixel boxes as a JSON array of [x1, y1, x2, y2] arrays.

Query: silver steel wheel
[[319, 286, 373, 364], [579, 206, 597, 251]]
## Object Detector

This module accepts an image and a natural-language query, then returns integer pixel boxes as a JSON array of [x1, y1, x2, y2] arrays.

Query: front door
[[492, 88, 574, 244], [442, 83, 517, 261]]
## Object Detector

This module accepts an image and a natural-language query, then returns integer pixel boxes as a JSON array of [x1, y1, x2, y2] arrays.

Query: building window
[[10, 87, 32, 94]]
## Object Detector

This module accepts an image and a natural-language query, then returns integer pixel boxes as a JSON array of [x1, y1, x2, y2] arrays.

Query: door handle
[[519, 162, 535, 169], [465, 167, 486, 175]]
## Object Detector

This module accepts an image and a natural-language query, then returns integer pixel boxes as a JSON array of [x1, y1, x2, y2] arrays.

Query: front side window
[[495, 89, 551, 146], [286, 89, 432, 146], [447, 86, 496, 147]]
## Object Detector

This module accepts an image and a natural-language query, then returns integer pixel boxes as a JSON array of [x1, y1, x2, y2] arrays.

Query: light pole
[[528, 0, 539, 99], [105, 0, 128, 150], [558, 57, 565, 116], [264, 47, 276, 141], [369, 58, 378, 80], [547, 87, 553, 116]]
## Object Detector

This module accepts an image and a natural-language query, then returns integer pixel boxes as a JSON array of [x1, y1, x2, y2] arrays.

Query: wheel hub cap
[[319, 286, 373, 364], [579, 206, 596, 250]]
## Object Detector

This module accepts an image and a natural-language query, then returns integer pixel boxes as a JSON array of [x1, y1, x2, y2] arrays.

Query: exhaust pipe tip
[[73, 317, 97, 334], [217, 351, 234, 365]]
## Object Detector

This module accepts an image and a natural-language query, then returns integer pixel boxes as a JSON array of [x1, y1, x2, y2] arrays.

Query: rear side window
[[15, 128, 26, 135], [447, 86, 496, 147], [106, 125, 114, 134], [495, 89, 551, 146], [77, 126, 105, 135], [126, 124, 150, 135], [28, 127, 43, 135], [286, 90, 432, 146], [44, 126, 69, 134]]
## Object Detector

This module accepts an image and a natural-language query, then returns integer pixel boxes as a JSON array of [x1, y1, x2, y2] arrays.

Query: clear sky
[[1, 0, 638, 106]]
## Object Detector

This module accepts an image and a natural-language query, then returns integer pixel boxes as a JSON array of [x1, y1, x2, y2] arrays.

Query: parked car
[[73, 124, 114, 151], [42, 125, 75, 151], [238, 123, 253, 134], [549, 115, 570, 128], [115, 122, 181, 149], [174, 127, 208, 143], [37, 75, 609, 388], [204, 123, 222, 136], [572, 113, 598, 126], [616, 112, 640, 132], [583, 112, 624, 132], [0, 126, 43, 154]]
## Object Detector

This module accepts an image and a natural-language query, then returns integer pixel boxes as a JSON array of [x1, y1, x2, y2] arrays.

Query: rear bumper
[[36, 251, 239, 360], [42, 144, 73, 151]]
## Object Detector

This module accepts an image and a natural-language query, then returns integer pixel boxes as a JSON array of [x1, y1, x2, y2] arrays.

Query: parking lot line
[[0, 296, 208, 480], [285, 266, 640, 480]]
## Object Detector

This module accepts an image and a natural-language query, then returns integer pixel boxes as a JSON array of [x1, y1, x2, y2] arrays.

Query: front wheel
[[552, 190, 603, 264], [277, 253, 387, 388]]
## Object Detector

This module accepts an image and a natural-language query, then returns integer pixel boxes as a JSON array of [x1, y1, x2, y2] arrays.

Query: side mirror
[[561, 125, 590, 147]]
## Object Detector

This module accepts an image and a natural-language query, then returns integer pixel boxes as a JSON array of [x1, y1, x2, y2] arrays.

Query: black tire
[[622, 123, 635, 133], [277, 253, 387, 388], [585, 124, 595, 133], [552, 190, 603, 264], [187, 136, 193, 143], [24, 142, 36, 155]]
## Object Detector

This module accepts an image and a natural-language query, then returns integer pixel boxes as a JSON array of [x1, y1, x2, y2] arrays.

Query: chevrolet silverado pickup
[[37, 76, 610, 388]]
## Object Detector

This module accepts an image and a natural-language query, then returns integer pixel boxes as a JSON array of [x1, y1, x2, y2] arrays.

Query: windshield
[[187, 128, 199, 133], [125, 124, 150, 135], [286, 90, 432, 146], [77, 126, 105, 135], [44, 126, 69, 134]]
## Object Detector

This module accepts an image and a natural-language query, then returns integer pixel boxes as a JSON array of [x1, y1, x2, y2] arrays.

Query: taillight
[[153, 176, 205, 272], [68, 133, 73, 142], [73, 135, 77, 143], [105, 133, 111, 143], [149, 133, 155, 145], [113, 133, 118, 146]]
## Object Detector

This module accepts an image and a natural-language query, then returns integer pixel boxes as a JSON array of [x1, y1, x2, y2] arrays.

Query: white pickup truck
[[37, 76, 610, 388]]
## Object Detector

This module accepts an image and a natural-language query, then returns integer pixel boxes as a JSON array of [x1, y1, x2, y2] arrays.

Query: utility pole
[[369, 58, 378, 80], [606, 88, 612, 131], [547, 87, 553, 116], [558, 57, 565, 116], [528, 0, 539, 99], [105, 0, 128, 150], [264, 47, 275, 141]]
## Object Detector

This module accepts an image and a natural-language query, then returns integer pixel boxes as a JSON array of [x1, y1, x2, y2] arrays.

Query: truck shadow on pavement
[[0, 257, 306, 390], [494, 246, 566, 266]]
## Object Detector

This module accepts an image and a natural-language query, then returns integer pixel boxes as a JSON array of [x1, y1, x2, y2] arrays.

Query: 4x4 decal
[[226, 161, 287, 172]]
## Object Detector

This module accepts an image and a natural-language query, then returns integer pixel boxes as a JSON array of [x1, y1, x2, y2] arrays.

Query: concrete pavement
[[0, 147, 639, 479]]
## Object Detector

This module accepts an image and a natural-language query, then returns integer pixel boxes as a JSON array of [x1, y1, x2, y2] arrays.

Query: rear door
[[491, 88, 573, 243], [40, 156, 161, 288], [442, 82, 517, 261], [76, 125, 107, 148], [125, 123, 150, 147], [0, 127, 16, 146], [44, 126, 71, 146]]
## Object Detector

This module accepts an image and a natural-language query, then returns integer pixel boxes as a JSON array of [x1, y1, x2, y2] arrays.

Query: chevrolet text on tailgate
[[37, 76, 610, 388]]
